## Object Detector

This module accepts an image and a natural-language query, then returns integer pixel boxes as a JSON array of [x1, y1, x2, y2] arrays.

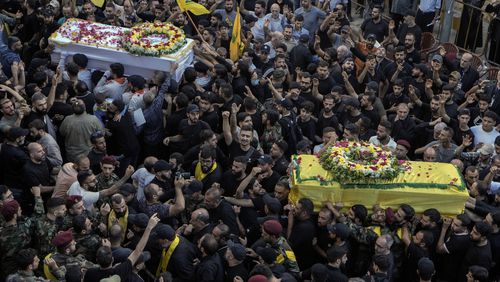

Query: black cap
[[256, 247, 278, 264], [258, 155, 273, 165], [343, 97, 360, 108], [154, 224, 176, 240], [263, 194, 281, 214], [299, 34, 310, 43], [366, 34, 377, 41], [153, 160, 173, 172], [261, 45, 271, 54], [279, 98, 294, 110], [227, 241, 247, 261], [187, 104, 200, 113], [8, 127, 29, 139], [327, 223, 350, 240]]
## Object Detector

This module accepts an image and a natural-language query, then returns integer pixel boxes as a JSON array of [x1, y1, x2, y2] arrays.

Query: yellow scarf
[[195, 162, 217, 181], [156, 235, 180, 276], [43, 253, 57, 281], [108, 208, 129, 242]]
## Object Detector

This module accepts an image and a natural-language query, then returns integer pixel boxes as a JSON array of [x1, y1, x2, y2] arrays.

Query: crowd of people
[[0, 0, 499, 281]]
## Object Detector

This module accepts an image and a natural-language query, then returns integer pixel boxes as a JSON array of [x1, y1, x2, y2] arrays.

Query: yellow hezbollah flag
[[176, 0, 210, 15], [91, 0, 105, 8], [230, 8, 242, 62]]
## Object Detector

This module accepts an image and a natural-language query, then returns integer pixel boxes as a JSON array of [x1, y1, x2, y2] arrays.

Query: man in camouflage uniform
[[43, 230, 97, 280], [0, 185, 15, 226], [6, 248, 47, 282], [73, 214, 102, 262], [34, 197, 67, 258], [95, 156, 120, 191], [0, 187, 44, 279]]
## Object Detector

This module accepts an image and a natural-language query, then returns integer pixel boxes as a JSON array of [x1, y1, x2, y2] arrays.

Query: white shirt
[[369, 136, 397, 151], [470, 125, 500, 146], [67, 181, 100, 210]]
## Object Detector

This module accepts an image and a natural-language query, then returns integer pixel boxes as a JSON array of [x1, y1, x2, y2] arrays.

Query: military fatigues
[[6, 270, 49, 282], [74, 233, 101, 262], [34, 216, 64, 258], [0, 196, 44, 278], [46, 253, 97, 280], [95, 173, 120, 191]]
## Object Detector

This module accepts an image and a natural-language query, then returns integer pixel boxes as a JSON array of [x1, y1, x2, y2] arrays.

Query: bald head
[[28, 142, 45, 162], [423, 147, 437, 162]]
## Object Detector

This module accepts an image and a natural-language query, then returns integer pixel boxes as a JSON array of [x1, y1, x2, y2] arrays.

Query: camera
[[176, 172, 191, 179]]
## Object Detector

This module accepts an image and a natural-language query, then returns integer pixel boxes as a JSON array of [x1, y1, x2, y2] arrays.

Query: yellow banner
[[289, 155, 468, 216], [229, 8, 241, 62]]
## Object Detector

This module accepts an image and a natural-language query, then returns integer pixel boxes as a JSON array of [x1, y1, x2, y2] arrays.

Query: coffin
[[49, 18, 194, 81], [289, 155, 469, 215]]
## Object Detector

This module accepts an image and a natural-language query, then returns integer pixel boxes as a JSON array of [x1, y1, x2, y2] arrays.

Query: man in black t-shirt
[[220, 156, 248, 197], [460, 222, 493, 281], [256, 155, 281, 193], [164, 104, 211, 154], [222, 112, 261, 165]]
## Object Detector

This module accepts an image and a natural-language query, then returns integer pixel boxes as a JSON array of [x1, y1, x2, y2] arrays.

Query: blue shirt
[[294, 6, 326, 33], [418, 0, 441, 13]]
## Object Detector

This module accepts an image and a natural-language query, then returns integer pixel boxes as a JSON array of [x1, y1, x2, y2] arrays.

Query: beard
[[233, 170, 243, 178], [115, 210, 127, 218], [37, 109, 48, 116]]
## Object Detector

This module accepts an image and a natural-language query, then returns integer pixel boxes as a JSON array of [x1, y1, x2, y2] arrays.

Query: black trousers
[[416, 9, 436, 33]]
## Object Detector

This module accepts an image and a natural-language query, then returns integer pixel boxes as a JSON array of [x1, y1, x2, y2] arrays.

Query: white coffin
[[49, 19, 194, 81]]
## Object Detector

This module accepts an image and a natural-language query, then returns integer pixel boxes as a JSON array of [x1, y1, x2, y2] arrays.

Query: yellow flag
[[91, 0, 105, 8], [176, 0, 210, 15], [230, 8, 241, 62]]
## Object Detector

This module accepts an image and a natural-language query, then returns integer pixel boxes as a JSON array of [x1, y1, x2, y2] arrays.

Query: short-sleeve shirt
[[67, 181, 100, 209]]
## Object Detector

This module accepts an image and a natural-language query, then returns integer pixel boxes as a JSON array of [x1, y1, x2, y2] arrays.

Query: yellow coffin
[[289, 155, 469, 216]]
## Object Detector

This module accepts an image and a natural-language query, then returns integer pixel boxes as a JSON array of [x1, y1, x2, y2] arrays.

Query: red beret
[[263, 220, 283, 236], [396, 139, 411, 150], [248, 275, 268, 282], [385, 207, 395, 225], [1, 200, 19, 218], [65, 195, 83, 208], [52, 230, 74, 248], [101, 155, 117, 166]]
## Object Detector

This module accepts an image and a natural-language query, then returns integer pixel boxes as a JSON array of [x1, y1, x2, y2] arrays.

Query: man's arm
[[127, 213, 160, 265], [436, 218, 452, 254], [167, 177, 186, 216], [99, 165, 135, 198], [222, 111, 233, 146]]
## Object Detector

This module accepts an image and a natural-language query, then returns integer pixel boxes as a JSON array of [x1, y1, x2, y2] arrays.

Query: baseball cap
[[261, 45, 271, 54], [258, 155, 273, 165], [227, 241, 246, 261], [256, 247, 278, 263], [153, 160, 173, 172], [279, 98, 294, 110], [344, 97, 360, 108], [273, 69, 286, 79], [299, 34, 310, 43], [154, 224, 176, 240], [449, 71, 461, 80], [366, 34, 376, 41], [327, 223, 350, 240], [263, 194, 282, 214], [8, 127, 29, 139], [478, 144, 494, 156], [432, 54, 443, 63], [186, 104, 200, 113]]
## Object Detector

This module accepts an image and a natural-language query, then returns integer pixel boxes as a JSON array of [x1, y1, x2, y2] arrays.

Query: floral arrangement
[[318, 141, 410, 183], [122, 22, 187, 57], [54, 18, 125, 48]]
